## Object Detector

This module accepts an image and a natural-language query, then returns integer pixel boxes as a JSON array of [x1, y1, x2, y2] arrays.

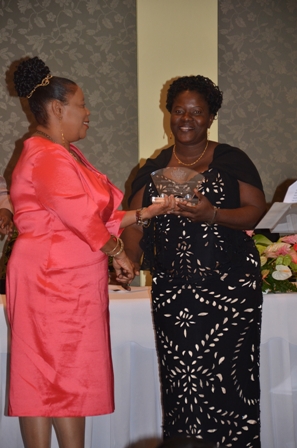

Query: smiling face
[[170, 90, 214, 146], [61, 86, 90, 143]]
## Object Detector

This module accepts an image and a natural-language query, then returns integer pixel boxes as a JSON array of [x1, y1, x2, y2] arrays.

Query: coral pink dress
[[6, 137, 125, 417]]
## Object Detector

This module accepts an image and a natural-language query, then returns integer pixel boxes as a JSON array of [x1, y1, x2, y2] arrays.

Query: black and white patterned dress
[[130, 144, 263, 448]]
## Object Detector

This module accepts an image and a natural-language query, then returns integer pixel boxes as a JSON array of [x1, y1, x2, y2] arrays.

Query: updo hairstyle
[[166, 75, 223, 118], [13, 56, 77, 126]]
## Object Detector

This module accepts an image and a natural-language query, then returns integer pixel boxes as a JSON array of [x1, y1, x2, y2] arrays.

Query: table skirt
[[1, 289, 297, 448]]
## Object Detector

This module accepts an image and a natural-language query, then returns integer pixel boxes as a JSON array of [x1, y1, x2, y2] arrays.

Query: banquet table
[[1, 287, 297, 448]]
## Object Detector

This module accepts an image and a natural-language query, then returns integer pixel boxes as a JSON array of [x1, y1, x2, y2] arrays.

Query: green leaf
[[262, 274, 297, 293], [283, 255, 292, 266], [255, 244, 267, 255], [253, 234, 273, 246]]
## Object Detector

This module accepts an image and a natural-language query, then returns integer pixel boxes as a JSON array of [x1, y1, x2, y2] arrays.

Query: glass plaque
[[151, 167, 204, 205]]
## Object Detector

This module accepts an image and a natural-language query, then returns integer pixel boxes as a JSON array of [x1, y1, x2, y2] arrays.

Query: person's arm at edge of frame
[[0, 194, 14, 238]]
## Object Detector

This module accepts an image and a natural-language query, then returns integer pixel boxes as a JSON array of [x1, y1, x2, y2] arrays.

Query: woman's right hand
[[112, 251, 138, 287]]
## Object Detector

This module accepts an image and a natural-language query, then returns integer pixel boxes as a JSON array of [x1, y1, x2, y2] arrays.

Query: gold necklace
[[34, 130, 80, 161], [173, 140, 209, 166], [34, 129, 57, 144]]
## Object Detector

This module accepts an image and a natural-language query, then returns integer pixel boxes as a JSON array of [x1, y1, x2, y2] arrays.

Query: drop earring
[[61, 129, 65, 147], [59, 117, 65, 147], [207, 128, 210, 140], [169, 132, 173, 139]]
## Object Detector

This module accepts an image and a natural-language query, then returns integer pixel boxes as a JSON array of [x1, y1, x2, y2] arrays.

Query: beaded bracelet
[[136, 208, 151, 227], [208, 206, 218, 225]]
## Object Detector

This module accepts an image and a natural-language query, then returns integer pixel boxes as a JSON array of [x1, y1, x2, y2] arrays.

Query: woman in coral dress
[[6, 57, 174, 448]]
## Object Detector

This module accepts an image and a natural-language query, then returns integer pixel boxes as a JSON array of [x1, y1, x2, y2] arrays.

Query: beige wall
[[137, 0, 218, 164], [136, 0, 218, 284]]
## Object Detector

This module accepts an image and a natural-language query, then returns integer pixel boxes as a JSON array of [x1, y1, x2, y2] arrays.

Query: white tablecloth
[[260, 293, 297, 448], [1, 289, 297, 448]]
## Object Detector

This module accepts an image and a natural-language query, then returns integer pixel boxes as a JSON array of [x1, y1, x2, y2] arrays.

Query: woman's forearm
[[120, 210, 137, 228], [120, 196, 175, 229], [213, 204, 266, 230], [121, 225, 144, 267]]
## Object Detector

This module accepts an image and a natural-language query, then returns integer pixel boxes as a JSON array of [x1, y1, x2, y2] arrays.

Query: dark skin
[[0, 208, 13, 238], [122, 89, 266, 269]]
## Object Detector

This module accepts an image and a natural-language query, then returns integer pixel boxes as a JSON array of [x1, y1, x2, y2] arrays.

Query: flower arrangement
[[253, 233, 297, 293]]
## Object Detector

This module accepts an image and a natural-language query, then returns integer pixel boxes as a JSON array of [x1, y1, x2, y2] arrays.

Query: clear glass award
[[151, 167, 204, 206]]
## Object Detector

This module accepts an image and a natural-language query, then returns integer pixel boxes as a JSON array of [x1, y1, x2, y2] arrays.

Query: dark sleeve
[[210, 144, 264, 191], [128, 147, 173, 205]]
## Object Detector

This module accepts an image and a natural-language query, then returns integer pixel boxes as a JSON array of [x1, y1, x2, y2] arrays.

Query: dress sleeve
[[210, 144, 264, 191], [32, 149, 117, 252]]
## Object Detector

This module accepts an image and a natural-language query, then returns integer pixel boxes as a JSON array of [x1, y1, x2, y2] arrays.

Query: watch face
[[151, 167, 204, 205]]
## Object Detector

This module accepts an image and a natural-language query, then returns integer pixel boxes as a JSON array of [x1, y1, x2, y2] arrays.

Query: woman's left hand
[[112, 251, 137, 290], [146, 194, 176, 219]]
